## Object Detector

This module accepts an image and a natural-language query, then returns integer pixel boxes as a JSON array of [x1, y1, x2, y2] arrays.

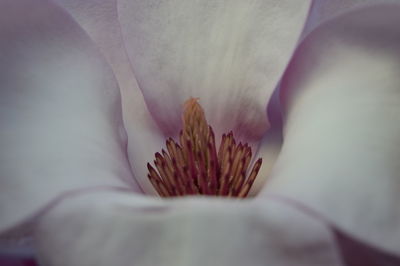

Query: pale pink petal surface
[[249, 126, 283, 195], [0, 0, 138, 233], [253, 0, 400, 195], [52, 0, 165, 195], [303, 0, 400, 37], [264, 3, 400, 257], [117, 0, 311, 192], [34, 192, 343, 266]]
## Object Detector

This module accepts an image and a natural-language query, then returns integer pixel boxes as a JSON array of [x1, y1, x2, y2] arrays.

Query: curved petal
[[34, 192, 342, 266], [51, 0, 165, 195], [334, 228, 400, 265], [303, 0, 400, 38], [249, 125, 283, 196], [264, 4, 400, 256], [0, 0, 140, 233], [117, 0, 311, 143]]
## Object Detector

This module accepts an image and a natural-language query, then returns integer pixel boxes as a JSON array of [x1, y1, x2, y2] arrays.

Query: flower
[[1, 0, 400, 265]]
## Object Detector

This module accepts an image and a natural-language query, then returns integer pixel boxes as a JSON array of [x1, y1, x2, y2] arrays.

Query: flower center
[[147, 98, 262, 198]]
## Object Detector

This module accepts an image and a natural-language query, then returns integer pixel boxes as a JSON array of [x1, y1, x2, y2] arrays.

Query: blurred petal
[[249, 125, 283, 195], [304, 0, 400, 35], [52, 0, 165, 194], [264, 4, 400, 256], [334, 228, 400, 265], [248, 84, 286, 195], [35, 192, 343, 266], [117, 0, 311, 143], [0, 0, 139, 233]]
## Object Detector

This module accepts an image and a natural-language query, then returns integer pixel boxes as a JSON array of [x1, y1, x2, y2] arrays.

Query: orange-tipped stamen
[[147, 98, 262, 198]]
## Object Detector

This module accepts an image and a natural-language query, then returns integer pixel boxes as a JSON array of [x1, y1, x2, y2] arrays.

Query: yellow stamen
[[147, 98, 262, 198]]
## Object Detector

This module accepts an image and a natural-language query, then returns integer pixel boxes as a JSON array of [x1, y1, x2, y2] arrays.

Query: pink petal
[[264, 3, 400, 256], [34, 192, 343, 266], [249, 125, 283, 195], [249, 86, 286, 195], [0, 0, 140, 234], [334, 228, 400, 265], [314, 0, 399, 17], [117, 0, 311, 144], [51, 0, 140, 117], [51, 0, 166, 195], [303, 0, 400, 37], [54, 0, 169, 196]]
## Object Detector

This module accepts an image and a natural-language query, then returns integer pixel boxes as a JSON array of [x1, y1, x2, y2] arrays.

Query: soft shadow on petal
[[117, 0, 311, 144], [0, 0, 139, 233], [263, 4, 400, 256], [52, 0, 165, 195], [334, 228, 400, 266], [35, 192, 343, 266], [249, 133, 282, 195], [303, 0, 400, 38], [249, 123, 283, 195], [249, 87, 286, 195]]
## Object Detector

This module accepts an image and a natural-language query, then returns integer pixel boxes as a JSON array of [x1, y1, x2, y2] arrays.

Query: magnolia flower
[[1, 0, 400, 265]]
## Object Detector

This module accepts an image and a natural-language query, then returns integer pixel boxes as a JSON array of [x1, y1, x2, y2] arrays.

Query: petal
[[52, 0, 170, 195], [264, 4, 400, 256], [303, 0, 400, 37], [248, 84, 286, 195], [51, 0, 140, 117], [334, 228, 400, 265], [0, 0, 140, 233], [34, 192, 343, 266], [117, 0, 311, 143], [249, 125, 283, 196]]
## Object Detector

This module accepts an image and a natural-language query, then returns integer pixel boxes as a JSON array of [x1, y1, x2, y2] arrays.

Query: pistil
[[147, 98, 262, 198]]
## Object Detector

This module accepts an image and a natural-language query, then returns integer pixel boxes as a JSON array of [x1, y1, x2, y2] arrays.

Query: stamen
[[147, 98, 262, 198]]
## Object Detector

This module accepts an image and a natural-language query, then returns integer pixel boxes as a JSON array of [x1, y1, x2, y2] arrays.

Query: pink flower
[[1, 0, 400, 265]]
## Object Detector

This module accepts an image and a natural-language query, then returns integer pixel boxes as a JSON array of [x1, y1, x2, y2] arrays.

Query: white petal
[[264, 4, 400, 255], [0, 0, 139, 233], [117, 0, 311, 143], [303, 0, 400, 36], [249, 125, 283, 196], [34, 192, 343, 266], [52, 0, 165, 195]]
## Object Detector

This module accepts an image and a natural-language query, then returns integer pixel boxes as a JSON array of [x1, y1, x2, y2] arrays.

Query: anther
[[147, 98, 262, 198]]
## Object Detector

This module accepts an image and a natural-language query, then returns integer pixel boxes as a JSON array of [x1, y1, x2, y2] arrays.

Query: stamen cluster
[[147, 98, 262, 198]]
